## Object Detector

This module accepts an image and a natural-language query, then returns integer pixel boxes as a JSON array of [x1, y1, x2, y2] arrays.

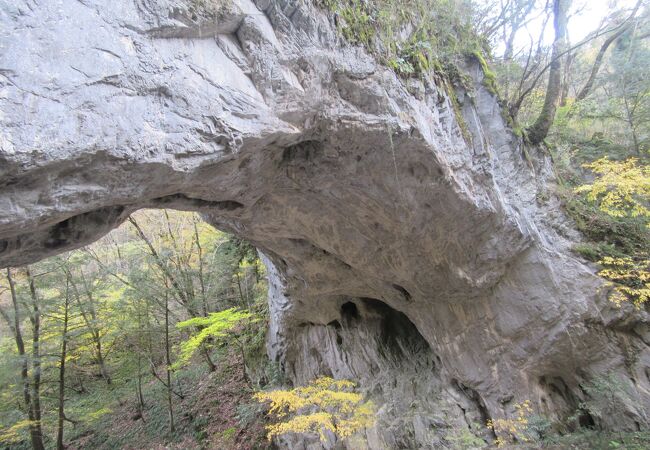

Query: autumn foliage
[[254, 377, 375, 442]]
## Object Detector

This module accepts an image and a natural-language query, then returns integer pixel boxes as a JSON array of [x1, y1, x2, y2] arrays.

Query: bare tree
[[575, 1, 643, 102]]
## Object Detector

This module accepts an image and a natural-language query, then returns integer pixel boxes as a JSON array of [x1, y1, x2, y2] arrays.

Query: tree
[[575, 158, 650, 308], [56, 272, 71, 450], [608, 25, 650, 154], [0, 209, 270, 447], [526, 0, 570, 144], [575, 157, 650, 221], [174, 308, 255, 370], [66, 265, 112, 385], [0, 268, 46, 450], [25, 268, 45, 450]]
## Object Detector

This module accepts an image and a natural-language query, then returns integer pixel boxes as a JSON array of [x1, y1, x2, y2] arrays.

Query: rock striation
[[1, 0, 649, 447]]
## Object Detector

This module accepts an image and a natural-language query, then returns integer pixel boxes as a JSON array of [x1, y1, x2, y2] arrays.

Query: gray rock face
[[1, 0, 649, 447]]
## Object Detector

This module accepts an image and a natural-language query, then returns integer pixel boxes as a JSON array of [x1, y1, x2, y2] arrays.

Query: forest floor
[[65, 351, 271, 450]]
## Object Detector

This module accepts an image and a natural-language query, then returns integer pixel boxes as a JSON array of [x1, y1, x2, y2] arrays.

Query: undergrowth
[[553, 144, 649, 308], [319, 0, 488, 83]]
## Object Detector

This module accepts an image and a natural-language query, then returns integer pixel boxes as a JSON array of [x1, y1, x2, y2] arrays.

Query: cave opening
[[0, 208, 272, 446], [334, 297, 436, 367], [340, 300, 360, 322]]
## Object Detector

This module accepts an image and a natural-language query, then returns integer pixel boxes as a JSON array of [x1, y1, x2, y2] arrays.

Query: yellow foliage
[[255, 377, 375, 442], [575, 158, 650, 223], [0, 420, 37, 444], [486, 400, 532, 447], [597, 256, 650, 308], [87, 407, 112, 422]]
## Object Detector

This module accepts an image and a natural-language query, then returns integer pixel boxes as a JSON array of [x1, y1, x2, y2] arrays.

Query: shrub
[[254, 377, 375, 442]]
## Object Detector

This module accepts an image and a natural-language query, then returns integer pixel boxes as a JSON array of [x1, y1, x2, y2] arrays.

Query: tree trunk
[[135, 304, 146, 421], [68, 269, 112, 384], [129, 217, 198, 316], [26, 268, 46, 450], [4, 269, 45, 450], [526, 0, 570, 145], [164, 290, 175, 433], [559, 49, 575, 106], [193, 220, 209, 317], [56, 277, 70, 450], [575, 27, 628, 102], [201, 346, 217, 373], [94, 337, 111, 385]]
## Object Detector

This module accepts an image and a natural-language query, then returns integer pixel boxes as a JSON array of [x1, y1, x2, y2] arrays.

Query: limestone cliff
[[1, 1, 648, 448]]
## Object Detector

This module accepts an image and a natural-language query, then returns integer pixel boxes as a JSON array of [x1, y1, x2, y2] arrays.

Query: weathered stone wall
[[1, 1, 649, 447]]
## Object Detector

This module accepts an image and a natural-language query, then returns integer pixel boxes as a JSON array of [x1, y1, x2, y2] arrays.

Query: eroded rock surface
[[1, 0, 649, 447]]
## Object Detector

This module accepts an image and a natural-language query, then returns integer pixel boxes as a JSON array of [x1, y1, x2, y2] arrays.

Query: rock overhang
[[1, 0, 649, 446]]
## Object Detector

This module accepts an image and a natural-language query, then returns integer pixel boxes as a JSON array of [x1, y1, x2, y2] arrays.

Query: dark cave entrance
[[335, 297, 436, 366]]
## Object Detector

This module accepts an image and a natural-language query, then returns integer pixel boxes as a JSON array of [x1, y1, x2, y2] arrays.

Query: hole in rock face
[[43, 206, 127, 250], [341, 301, 360, 321], [579, 411, 596, 429], [358, 299, 432, 361], [539, 375, 596, 429], [149, 194, 244, 211], [280, 140, 323, 165]]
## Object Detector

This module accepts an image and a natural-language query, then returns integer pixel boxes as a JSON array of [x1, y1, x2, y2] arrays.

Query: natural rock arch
[[1, 0, 649, 447]]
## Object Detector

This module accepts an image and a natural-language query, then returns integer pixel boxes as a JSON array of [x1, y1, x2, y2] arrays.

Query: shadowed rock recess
[[1, 0, 649, 448]]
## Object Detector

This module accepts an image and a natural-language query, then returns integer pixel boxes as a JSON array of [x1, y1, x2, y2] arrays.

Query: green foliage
[[470, 50, 498, 94], [543, 430, 650, 450], [563, 157, 650, 307], [445, 423, 486, 449], [578, 373, 634, 425], [0, 209, 272, 449], [174, 308, 256, 369], [563, 188, 650, 307], [524, 414, 552, 442], [0, 419, 35, 445], [563, 190, 649, 259], [321, 0, 485, 80]]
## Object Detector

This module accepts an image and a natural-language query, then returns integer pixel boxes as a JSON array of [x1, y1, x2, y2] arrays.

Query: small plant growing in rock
[[445, 423, 486, 449], [486, 400, 533, 447], [597, 256, 649, 308], [574, 373, 634, 427], [254, 377, 375, 443]]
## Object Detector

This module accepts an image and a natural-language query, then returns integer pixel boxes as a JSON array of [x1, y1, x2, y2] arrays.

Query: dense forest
[[1, 0, 649, 449]]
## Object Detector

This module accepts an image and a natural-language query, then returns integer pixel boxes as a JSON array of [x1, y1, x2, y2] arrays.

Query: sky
[[507, 0, 641, 56]]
